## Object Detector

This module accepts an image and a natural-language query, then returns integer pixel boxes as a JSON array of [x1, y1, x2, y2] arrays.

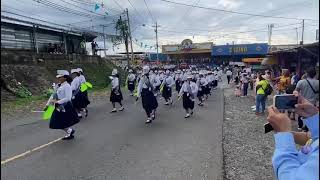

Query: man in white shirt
[[226, 69, 232, 84]]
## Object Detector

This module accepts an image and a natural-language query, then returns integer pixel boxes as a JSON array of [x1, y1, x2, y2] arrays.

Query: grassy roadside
[[1, 87, 110, 115]]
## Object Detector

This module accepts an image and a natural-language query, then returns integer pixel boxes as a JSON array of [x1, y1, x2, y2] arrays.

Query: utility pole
[[102, 25, 106, 57], [153, 22, 160, 62], [268, 24, 274, 45], [295, 28, 299, 45], [301, 19, 305, 45], [126, 8, 134, 68]]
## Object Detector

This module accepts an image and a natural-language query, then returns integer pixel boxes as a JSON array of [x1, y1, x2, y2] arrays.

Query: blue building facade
[[211, 43, 269, 66]]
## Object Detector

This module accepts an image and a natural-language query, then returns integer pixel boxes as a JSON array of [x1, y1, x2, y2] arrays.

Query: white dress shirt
[[111, 77, 119, 90], [71, 76, 81, 91], [179, 81, 198, 96]]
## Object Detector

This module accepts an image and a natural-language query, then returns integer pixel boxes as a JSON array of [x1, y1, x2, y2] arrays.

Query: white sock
[[67, 128, 72, 134]]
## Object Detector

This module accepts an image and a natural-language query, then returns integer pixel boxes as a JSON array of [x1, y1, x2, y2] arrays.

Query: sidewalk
[[223, 87, 275, 180]]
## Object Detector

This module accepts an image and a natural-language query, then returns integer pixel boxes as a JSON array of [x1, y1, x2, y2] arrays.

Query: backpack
[[263, 83, 273, 96]]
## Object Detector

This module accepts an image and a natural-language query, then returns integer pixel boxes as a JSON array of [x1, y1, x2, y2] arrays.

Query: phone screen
[[274, 95, 298, 110]]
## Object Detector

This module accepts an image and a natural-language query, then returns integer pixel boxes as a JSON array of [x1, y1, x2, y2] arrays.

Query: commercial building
[[211, 43, 269, 70], [265, 42, 319, 76], [162, 39, 213, 65]]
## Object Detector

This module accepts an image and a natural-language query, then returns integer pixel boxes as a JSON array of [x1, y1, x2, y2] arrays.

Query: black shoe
[[85, 109, 88, 117], [190, 111, 194, 115], [62, 134, 74, 140], [145, 118, 152, 124]]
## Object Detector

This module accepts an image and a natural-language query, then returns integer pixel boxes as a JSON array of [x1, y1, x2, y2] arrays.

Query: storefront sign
[[212, 43, 268, 56], [242, 58, 264, 63], [163, 39, 212, 53]]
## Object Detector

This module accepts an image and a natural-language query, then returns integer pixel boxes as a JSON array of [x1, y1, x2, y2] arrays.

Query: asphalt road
[[1, 88, 225, 180]]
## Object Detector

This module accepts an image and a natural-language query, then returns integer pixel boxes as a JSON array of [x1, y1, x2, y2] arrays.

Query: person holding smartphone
[[266, 94, 319, 180]]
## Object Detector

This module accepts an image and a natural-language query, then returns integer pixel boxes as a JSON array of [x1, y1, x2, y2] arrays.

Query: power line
[[60, 0, 108, 17], [158, 0, 319, 21], [143, 0, 156, 23]]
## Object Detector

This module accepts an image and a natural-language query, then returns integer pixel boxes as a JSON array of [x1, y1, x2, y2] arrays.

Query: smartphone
[[273, 94, 298, 110], [264, 122, 273, 133]]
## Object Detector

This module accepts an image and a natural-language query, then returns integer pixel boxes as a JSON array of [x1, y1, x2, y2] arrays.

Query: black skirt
[[183, 92, 194, 110], [49, 102, 80, 129], [175, 80, 182, 92], [204, 85, 210, 95], [197, 87, 204, 97], [141, 88, 158, 113], [128, 81, 135, 91], [72, 91, 90, 109], [110, 88, 123, 102], [162, 85, 172, 99]]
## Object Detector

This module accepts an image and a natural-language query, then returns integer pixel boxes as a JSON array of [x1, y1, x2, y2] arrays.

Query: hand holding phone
[[273, 94, 298, 110]]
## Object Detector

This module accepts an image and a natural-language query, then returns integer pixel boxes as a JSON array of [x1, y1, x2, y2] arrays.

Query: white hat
[[208, 71, 212, 74], [187, 73, 193, 79], [165, 70, 170, 74], [77, 68, 83, 72], [71, 69, 79, 74], [142, 66, 150, 74], [111, 69, 118, 75], [129, 69, 133, 73], [56, 70, 69, 78], [262, 74, 267, 79]]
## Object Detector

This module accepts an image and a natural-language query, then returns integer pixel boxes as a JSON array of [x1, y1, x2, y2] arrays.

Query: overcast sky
[[1, 0, 319, 55]]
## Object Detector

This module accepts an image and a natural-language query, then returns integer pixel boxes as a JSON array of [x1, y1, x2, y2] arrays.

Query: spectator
[[275, 69, 291, 94], [294, 68, 319, 130], [94, 42, 99, 55], [241, 73, 249, 96], [226, 69, 232, 84], [291, 72, 299, 86], [91, 41, 96, 55], [255, 74, 268, 115], [266, 94, 319, 180]]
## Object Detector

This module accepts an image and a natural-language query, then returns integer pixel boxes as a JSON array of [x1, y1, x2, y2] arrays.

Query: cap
[[111, 69, 118, 75], [71, 69, 79, 74], [77, 68, 83, 72], [56, 70, 69, 78], [142, 66, 150, 74]]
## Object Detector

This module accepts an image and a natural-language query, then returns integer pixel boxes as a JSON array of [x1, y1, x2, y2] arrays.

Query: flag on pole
[[95, 4, 100, 11]]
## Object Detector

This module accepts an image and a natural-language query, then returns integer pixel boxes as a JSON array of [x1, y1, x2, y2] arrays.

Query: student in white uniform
[[206, 71, 214, 95], [70, 69, 84, 118], [136, 66, 158, 124], [150, 70, 161, 96], [161, 70, 175, 105], [77, 68, 90, 117], [109, 69, 124, 113], [175, 70, 183, 93], [45, 70, 79, 140], [127, 69, 136, 96], [178, 74, 198, 118], [197, 71, 208, 106]]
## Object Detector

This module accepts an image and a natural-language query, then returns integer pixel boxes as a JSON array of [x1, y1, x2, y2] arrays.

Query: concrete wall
[[1, 49, 105, 65]]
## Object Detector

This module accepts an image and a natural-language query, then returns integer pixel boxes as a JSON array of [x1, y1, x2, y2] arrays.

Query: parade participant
[[70, 69, 86, 118], [213, 70, 219, 90], [136, 66, 158, 123], [197, 71, 208, 106], [161, 70, 175, 105], [77, 68, 89, 117], [45, 70, 79, 140], [159, 70, 165, 83], [175, 70, 183, 93], [178, 73, 198, 118], [218, 68, 223, 82], [206, 71, 214, 96], [109, 69, 124, 113], [127, 69, 136, 96], [150, 70, 161, 96]]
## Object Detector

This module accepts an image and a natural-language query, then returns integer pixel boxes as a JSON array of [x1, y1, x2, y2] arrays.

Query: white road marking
[[1, 138, 62, 165]]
